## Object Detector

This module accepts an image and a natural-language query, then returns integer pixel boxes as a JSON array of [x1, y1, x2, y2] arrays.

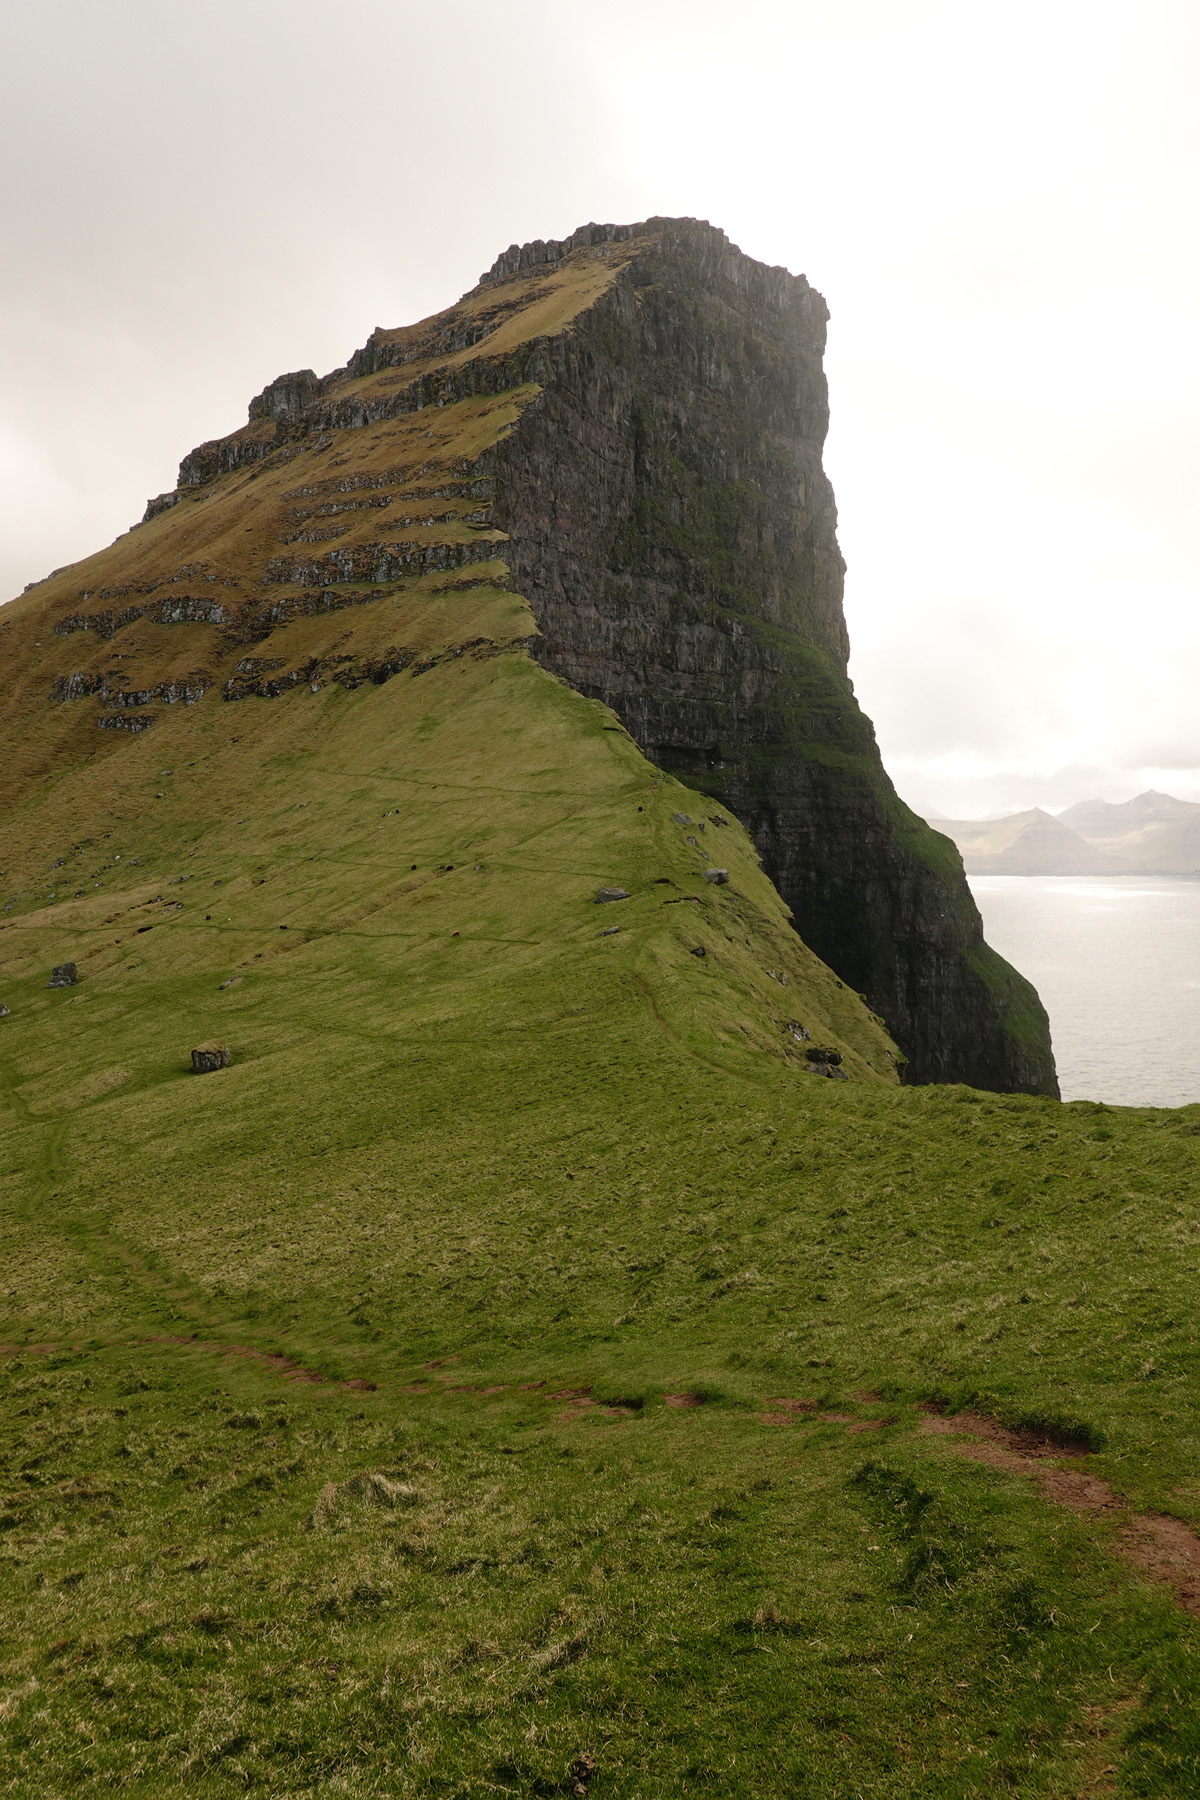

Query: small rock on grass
[[703, 868, 729, 885], [600, 926, 620, 936], [595, 886, 629, 904], [570, 1752, 597, 1796], [48, 963, 77, 988], [0, 1003, 10, 1017], [191, 1042, 231, 1074]]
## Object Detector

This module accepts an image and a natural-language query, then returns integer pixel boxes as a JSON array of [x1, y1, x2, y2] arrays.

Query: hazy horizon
[[3, 0, 1198, 821], [926, 787, 1200, 824]]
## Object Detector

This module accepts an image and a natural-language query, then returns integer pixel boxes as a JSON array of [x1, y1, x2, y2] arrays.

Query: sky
[[2, 0, 1198, 820]]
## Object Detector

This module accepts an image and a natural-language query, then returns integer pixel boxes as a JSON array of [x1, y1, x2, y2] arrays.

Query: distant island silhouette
[[933, 790, 1200, 875]]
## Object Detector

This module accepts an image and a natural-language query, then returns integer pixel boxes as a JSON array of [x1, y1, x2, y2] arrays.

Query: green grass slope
[[1, 616, 1200, 1795]]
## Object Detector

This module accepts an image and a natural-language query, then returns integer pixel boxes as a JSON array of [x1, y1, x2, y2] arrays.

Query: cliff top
[[0, 217, 824, 820]]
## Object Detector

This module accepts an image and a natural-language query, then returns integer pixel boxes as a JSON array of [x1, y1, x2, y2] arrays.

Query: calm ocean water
[[968, 876, 1200, 1109]]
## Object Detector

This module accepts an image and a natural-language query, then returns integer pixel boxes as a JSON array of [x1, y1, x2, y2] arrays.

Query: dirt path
[[922, 1410, 1200, 1616]]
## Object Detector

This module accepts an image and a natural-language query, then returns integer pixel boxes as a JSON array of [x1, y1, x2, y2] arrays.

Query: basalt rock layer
[[6, 216, 1055, 1092]]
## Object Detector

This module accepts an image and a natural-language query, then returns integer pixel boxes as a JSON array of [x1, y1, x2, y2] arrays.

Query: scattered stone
[[807, 1045, 843, 1065], [600, 926, 620, 936], [218, 977, 242, 991], [807, 1058, 849, 1082], [595, 887, 629, 904], [48, 963, 77, 988], [703, 868, 729, 885], [191, 1042, 231, 1074], [570, 1752, 597, 1796], [787, 1020, 811, 1042], [708, 814, 729, 826], [0, 1003, 9, 1017], [690, 946, 706, 957], [672, 812, 691, 825]]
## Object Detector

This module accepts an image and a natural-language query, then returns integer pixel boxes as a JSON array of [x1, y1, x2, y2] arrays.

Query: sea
[[968, 876, 1200, 1110]]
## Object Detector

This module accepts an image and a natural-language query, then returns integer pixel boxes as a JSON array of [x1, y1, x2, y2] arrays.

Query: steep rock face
[[478, 221, 1057, 1092]]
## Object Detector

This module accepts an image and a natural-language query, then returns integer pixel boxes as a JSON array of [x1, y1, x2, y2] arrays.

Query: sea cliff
[[474, 222, 1056, 1090]]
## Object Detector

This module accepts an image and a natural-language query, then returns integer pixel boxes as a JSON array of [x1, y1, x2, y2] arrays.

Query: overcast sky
[[3, 0, 1197, 819]]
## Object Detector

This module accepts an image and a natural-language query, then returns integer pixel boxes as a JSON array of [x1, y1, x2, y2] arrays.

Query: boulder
[[595, 887, 629, 904], [48, 963, 77, 988], [191, 1041, 231, 1074], [703, 869, 730, 885]]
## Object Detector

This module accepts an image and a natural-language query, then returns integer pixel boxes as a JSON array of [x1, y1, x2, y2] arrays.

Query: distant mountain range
[[934, 790, 1200, 875]]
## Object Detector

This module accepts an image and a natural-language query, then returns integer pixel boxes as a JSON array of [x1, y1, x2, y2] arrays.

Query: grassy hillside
[[2, 606, 1200, 1794], [2, 257, 1200, 1795]]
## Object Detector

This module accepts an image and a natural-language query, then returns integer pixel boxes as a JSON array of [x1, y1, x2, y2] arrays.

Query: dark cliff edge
[[479, 221, 1057, 1093], [153, 215, 1056, 1094]]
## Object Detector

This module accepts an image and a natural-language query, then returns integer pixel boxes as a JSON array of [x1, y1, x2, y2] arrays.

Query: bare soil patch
[[921, 1411, 1200, 1616]]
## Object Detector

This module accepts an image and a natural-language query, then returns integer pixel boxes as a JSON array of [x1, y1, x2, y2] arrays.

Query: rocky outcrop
[[97, 714, 154, 733], [52, 670, 212, 706], [248, 369, 321, 423], [479, 221, 1057, 1093]]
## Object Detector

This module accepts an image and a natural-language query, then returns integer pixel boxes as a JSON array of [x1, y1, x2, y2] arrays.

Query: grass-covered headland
[[0, 249, 1197, 1790]]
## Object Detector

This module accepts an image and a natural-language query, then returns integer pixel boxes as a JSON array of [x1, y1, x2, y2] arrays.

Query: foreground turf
[[2, 612, 1200, 1793]]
